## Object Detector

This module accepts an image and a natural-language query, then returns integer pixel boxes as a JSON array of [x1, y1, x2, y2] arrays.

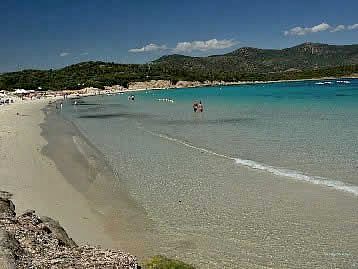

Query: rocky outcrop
[[39, 216, 77, 248], [175, 81, 205, 88], [0, 191, 138, 269], [0, 230, 21, 269], [0, 192, 15, 219], [0, 192, 19, 269], [128, 80, 173, 90], [127, 79, 230, 91], [104, 85, 126, 91]]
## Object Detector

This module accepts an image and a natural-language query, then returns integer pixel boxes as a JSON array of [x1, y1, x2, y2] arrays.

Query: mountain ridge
[[154, 42, 358, 73], [0, 43, 357, 90]]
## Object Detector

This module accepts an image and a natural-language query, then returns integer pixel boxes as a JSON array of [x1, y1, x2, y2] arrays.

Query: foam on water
[[235, 159, 358, 196], [144, 129, 234, 160], [145, 129, 358, 196]]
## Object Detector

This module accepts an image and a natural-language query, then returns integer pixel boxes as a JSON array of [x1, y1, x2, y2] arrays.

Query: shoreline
[[0, 99, 155, 259], [1, 76, 356, 102], [0, 100, 113, 246], [40, 102, 156, 257], [1, 89, 357, 268], [125, 76, 358, 92]]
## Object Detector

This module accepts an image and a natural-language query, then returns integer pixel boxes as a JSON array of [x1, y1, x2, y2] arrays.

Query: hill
[[154, 42, 358, 73], [0, 43, 357, 91]]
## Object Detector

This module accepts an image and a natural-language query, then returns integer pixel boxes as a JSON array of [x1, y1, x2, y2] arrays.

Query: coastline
[[1, 88, 357, 268], [0, 99, 155, 259], [125, 76, 358, 92], [0, 100, 113, 246], [1, 76, 356, 103], [40, 102, 157, 258]]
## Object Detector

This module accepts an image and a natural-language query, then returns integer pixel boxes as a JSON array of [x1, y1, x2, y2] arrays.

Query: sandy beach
[[0, 100, 153, 257], [1, 84, 357, 268], [0, 100, 110, 245]]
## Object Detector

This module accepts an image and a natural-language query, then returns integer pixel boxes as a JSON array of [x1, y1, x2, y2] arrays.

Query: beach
[[0, 100, 109, 244], [1, 80, 358, 268], [0, 100, 153, 258]]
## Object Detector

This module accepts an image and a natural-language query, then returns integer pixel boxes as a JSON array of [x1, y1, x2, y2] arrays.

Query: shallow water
[[62, 80, 358, 268]]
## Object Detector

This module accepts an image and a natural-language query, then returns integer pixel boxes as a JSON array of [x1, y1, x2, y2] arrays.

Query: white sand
[[0, 100, 118, 247]]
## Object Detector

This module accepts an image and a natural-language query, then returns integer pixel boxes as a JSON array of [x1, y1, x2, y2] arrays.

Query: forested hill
[[0, 43, 357, 91], [154, 43, 358, 73]]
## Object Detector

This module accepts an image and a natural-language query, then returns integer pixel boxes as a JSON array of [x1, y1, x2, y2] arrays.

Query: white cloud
[[330, 25, 345, 32], [311, 23, 331, 32], [129, 39, 238, 54], [129, 43, 167, 53], [81, 52, 89, 56], [60, 52, 70, 57], [284, 22, 331, 36], [173, 39, 238, 53], [347, 24, 358, 30], [284, 27, 306, 36], [285, 22, 358, 36]]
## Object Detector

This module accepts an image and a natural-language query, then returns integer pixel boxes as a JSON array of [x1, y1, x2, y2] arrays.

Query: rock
[[0, 198, 15, 219], [128, 80, 173, 90], [0, 192, 12, 201], [0, 192, 138, 268], [40, 216, 77, 248], [0, 229, 22, 269], [20, 210, 35, 218]]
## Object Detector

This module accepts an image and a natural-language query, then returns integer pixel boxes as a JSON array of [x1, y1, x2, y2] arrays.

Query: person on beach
[[193, 102, 198, 112], [198, 101, 204, 112], [60, 102, 63, 110]]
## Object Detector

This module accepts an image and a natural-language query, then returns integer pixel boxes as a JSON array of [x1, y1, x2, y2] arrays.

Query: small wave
[[145, 130, 233, 160], [316, 81, 334, 85], [145, 130, 358, 196], [235, 159, 358, 196]]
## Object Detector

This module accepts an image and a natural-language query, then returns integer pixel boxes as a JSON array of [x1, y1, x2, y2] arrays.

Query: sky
[[1, 0, 357, 72]]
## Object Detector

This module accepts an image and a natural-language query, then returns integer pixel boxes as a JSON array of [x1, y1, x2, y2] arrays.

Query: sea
[[62, 79, 358, 268]]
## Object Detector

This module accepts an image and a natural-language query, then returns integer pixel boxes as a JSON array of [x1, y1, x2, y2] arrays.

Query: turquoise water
[[62, 79, 358, 268]]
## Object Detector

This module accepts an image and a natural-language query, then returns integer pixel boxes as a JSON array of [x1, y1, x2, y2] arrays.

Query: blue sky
[[1, 0, 357, 72]]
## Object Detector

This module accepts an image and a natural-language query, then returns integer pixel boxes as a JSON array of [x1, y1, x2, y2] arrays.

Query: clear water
[[62, 79, 358, 268]]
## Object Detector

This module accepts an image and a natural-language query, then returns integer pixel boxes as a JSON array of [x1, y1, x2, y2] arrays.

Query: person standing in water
[[193, 102, 198, 112], [198, 101, 204, 112]]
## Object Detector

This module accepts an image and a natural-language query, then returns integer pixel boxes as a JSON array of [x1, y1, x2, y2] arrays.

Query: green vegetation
[[155, 42, 358, 73], [144, 255, 196, 269], [0, 43, 357, 91]]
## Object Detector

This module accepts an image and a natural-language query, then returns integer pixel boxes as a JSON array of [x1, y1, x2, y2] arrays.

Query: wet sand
[[0, 100, 155, 259], [0, 101, 114, 246], [40, 103, 157, 257]]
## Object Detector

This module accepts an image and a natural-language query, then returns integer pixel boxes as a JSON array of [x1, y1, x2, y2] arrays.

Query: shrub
[[144, 255, 196, 269]]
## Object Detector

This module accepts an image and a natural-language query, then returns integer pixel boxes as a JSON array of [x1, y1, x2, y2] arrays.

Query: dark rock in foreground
[[0, 191, 138, 268], [40, 216, 77, 248]]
